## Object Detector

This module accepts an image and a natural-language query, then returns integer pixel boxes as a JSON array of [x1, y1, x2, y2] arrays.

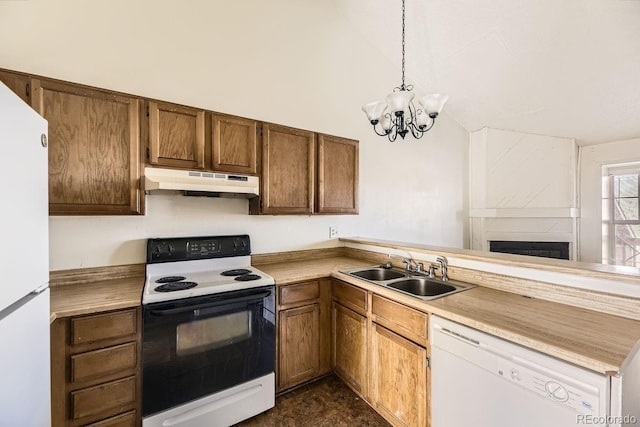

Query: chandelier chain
[[401, 0, 406, 90]]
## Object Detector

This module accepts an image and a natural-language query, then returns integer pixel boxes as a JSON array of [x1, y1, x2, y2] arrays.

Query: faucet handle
[[428, 264, 438, 278], [401, 257, 416, 271], [415, 262, 425, 273]]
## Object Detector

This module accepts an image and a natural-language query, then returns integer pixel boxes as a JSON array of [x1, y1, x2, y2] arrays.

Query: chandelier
[[362, 0, 448, 142]]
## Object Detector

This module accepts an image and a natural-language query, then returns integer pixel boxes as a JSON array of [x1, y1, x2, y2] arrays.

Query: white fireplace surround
[[469, 128, 578, 260]]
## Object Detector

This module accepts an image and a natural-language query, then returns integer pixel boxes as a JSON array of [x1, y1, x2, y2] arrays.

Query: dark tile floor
[[234, 374, 391, 427]]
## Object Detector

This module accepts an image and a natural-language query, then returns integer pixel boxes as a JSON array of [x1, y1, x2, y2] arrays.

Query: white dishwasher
[[430, 316, 610, 427]]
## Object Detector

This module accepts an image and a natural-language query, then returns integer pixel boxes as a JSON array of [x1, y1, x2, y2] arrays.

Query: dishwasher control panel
[[496, 358, 600, 415]]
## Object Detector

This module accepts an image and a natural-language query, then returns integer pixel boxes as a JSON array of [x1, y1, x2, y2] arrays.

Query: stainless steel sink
[[387, 278, 456, 297], [340, 266, 473, 300], [349, 267, 405, 281]]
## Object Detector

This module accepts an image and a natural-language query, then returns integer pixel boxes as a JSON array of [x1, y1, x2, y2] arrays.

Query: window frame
[[602, 163, 640, 267]]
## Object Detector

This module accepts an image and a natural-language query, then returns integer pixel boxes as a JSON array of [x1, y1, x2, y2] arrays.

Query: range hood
[[144, 167, 259, 198]]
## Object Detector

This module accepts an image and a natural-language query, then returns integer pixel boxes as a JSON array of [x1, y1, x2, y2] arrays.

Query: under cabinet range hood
[[144, 167, 259, 198]]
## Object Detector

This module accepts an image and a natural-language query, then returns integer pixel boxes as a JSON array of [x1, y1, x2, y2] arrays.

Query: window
[[602, 163, 640, 267]]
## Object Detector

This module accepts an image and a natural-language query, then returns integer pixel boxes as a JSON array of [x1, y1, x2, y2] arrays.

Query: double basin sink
[[340, 266, 473, 301]]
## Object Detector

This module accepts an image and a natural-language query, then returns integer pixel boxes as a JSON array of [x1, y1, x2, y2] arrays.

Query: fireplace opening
[[489, 241, 570, 260]]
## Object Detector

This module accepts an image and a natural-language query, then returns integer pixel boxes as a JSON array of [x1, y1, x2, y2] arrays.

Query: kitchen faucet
[[387, 254, 418, 272], [435, 256, 448, 281]]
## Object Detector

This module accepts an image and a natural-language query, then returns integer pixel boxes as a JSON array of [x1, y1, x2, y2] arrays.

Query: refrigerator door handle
[[0, 285, 49, 322], [33, 283, 49, 294]]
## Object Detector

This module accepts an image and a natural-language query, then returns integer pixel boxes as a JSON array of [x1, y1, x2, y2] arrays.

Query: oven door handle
[[148, 290, 272, 316]]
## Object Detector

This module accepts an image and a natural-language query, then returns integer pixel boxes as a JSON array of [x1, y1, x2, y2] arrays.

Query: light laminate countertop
[[49, 254, 640, 375], [50, 276, 143, 321], [261, 256, 640, 375]]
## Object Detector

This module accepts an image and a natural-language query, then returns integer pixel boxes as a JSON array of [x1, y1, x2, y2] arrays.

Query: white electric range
[[141, 234, 276, 427]]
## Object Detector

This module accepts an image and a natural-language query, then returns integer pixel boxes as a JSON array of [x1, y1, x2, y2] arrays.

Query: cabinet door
[[261, 123, 315, 214], [316, 134, 359, 214], [148, 101, 205, 169], [31, 79, 142, 215], [278, 303, 320, 390], [332, 302, 367, 396], [370, 323, 428, 427], [211, 114, 258, 175], [0, 69, 30, 104]]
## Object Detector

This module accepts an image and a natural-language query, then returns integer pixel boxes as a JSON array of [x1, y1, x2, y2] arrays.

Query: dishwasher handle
[[435, 325, 480, 347]]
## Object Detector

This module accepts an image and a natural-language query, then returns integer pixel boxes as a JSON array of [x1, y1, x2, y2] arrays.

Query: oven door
[[142, 285, 275, 417]]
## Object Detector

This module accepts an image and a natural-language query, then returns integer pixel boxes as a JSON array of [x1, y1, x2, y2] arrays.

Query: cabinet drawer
[[279, 281, 320, 307], [85, 410, 136, 427], [71, 342, 137, 383], [371, 294, 428, 346], [332, 280, 367, 315], [71, 376, 136, 420], [72, 309, 137, 345]]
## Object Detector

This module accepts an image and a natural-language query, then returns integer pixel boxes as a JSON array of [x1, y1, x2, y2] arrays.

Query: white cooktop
[[142, 256, 275, 304]]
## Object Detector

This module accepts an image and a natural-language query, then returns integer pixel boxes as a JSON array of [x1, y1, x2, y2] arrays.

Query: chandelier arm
[[408, 122, 425, 139], [420, 118, 437, 133], [371, 123, 391, 137], [407, 101, 418, 122]]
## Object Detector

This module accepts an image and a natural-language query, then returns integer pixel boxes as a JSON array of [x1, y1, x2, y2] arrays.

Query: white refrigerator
[[0, 82, 51, 426]]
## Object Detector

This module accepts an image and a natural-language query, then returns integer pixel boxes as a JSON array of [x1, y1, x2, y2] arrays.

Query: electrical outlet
[[329, 226, 338, 238]]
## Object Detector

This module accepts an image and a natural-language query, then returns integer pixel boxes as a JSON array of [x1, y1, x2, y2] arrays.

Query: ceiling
[[339, 0, 640, 145]]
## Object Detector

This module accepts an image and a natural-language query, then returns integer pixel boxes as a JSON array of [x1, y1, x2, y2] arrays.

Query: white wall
[[579, 138, 640, 263], [0, 0, 468, 270]]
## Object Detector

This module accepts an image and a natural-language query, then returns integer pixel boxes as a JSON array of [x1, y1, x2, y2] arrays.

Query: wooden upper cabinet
[[316, 134, 359, 214], [0, 69, 30, 104], [211, 114, 259, 175], [261, 123, 315, 214], [147, 101, 205, 169], [31, 79, 143, 215]]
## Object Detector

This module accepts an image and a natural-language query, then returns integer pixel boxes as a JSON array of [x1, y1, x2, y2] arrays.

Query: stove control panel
[[147, 235, 251, 263]]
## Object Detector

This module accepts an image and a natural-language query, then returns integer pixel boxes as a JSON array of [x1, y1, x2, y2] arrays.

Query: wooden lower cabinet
[[51, 308, 141, 427], [277, 279, 331, 392], [279, 303, 320, 388], [370, 323, 428, 427], [332, 302, 367, 396], [330, 279, 430, 427]]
